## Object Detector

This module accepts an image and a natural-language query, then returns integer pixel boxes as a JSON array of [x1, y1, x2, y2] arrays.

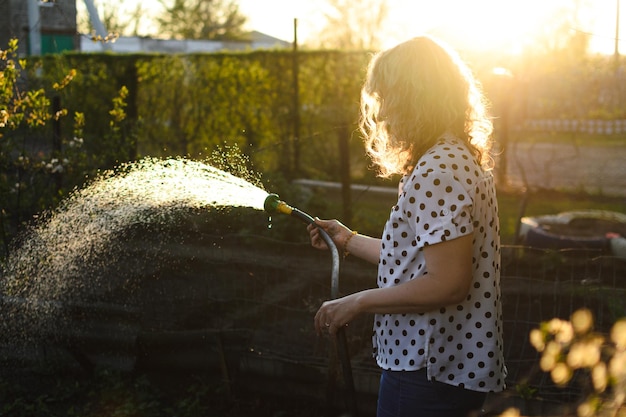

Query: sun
[[382, 0, 596, 55]]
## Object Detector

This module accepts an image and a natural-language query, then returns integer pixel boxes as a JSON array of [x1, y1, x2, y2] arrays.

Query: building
[[80, 31, 291, 54], [0, 0, 290, 56], [0, 0, 78, 56]]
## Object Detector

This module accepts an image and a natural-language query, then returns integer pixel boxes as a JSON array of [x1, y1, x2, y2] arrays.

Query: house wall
[[0, 0, 77, 56], [1, 1, 288, 55], [80, 35, 290, 54]]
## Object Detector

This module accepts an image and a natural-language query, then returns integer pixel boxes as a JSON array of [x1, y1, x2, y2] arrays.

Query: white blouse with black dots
[[372, 135, 507, 393]]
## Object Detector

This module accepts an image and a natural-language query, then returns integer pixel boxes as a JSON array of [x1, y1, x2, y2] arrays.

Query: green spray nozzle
[[263, 193, 294, 216]]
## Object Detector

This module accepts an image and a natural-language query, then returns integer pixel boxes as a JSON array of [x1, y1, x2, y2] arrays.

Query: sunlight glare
[[82, 0, 623, 55], [384, 0, 582, 55]]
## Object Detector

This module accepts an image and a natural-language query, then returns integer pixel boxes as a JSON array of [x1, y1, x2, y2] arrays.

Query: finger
[[311, 232, 328, 250], [313, 218, 329, 230], [316, 319, 331, 335], [314, 311, 324, 335], [328, 322, 349, 336]]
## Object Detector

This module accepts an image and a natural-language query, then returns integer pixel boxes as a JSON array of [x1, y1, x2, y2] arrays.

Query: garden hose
[[264, 193, 357, 416]]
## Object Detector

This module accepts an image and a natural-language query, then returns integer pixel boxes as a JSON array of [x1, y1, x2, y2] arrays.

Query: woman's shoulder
[[413, 135, 473, 171], [429, 134, 471, 156], [404, 135, 486, 193]]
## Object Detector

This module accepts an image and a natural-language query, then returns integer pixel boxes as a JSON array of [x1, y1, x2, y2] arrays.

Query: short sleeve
[[400, 170, 473, 247]]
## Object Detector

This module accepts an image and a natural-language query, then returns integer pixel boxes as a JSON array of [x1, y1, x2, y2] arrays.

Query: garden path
[[502, 142, 626, 197]]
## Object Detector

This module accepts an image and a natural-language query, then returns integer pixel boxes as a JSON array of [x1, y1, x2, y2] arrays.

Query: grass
[[0, 370, 331, 417], [304, 185, 626, 246], [497, 188, 626, 244], [512, 131, 626, 147]]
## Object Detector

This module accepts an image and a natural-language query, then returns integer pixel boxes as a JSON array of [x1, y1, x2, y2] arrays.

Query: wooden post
[[292, 18, 301, 176]]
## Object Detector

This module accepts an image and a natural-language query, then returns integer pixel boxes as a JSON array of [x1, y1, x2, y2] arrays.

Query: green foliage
[[0, 40, 136, 255], [30, 53, 139, 168], [133, 50, 369, 182], [1, 40, 51, 134], [2, 39, 626, 256], [488, 52, 626, 121], [135, 53, 277, 168]]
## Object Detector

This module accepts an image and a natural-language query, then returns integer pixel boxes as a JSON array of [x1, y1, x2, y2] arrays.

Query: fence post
[[292, 18, 301, 176], [52, 95, 62, 193]]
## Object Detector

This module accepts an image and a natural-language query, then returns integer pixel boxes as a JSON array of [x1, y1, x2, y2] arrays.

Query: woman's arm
[[314, 234, 474, 334], [354, 233, 473, 312]]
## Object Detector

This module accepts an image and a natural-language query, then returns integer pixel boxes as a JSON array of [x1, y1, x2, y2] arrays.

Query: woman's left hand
[[314, 294, 360, 336]]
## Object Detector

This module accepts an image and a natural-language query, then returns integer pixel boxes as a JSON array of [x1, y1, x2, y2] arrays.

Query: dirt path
[[501, 142, 626, 197]]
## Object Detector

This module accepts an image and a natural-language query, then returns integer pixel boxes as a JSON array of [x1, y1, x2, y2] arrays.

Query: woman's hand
[[314, 293, 360, 336], [307, 218, 353, 252], [309, 219, 382, 265]]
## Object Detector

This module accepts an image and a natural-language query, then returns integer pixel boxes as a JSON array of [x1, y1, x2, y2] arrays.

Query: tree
[[100, 2, 148, 37], [528, 0, 591, 57], [156, 0, 248, 40], [77, 0, 151, 37], [0, 39, 135, 255], [312, 0, 389, 50]]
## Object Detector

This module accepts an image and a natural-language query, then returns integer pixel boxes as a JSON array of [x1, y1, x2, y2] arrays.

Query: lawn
[[306, 184, 626, 246], [497, 188, 626, 244]]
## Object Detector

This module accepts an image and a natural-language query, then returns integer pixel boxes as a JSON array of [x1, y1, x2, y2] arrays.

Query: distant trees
[[77, 0, 150, 37], [77, 0, 247, 41], [155, 0, 248, 40], [525, 0, 591, 58], [312, 0, 389, 50], [99, 2, 147, 37]]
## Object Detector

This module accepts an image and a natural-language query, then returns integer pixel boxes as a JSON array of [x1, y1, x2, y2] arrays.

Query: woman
[[308, 36, 507, 417]]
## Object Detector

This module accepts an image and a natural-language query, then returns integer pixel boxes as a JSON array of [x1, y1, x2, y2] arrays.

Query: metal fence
[[3, 231, 626, 415], [128, 237, 626, 414], [520, 119, 626, 135]]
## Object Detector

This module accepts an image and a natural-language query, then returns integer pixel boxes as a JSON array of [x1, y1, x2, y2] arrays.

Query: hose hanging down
[[264, 193, 358, 416]]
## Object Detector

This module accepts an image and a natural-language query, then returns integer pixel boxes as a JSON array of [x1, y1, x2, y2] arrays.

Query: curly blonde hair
[[359, 36, 494, 178]]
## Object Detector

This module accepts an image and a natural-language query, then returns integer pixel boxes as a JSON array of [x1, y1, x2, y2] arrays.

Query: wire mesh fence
[[123, 232, 626, 410], [2, 225, 626, 414], [499, 247, 626, 405]]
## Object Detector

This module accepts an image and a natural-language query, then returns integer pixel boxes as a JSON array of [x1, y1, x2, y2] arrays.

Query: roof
[[80, 31, 291, 54]]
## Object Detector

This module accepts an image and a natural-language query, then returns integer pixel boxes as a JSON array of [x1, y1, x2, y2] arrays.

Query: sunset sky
[[236, 0, 623, 55], [85, 0, 624, 55]]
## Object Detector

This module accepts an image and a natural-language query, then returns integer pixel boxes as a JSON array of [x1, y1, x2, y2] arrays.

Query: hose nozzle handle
[[264, 193, 317, 224]]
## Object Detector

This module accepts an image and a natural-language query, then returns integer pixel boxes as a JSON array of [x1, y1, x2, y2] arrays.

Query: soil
[[3, 204, 625, 417]]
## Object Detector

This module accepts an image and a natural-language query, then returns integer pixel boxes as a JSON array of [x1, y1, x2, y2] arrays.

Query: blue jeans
[[377, 369, 486, 417]]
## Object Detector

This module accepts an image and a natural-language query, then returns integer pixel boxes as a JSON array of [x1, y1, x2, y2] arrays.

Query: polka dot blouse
[[373, 135, 507, 393]]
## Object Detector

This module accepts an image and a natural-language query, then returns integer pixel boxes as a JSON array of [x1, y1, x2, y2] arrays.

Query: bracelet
[[343, 230, 357, 259]]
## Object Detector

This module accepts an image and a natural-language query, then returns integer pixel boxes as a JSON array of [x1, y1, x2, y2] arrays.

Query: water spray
[[263, 193, 357, 416]]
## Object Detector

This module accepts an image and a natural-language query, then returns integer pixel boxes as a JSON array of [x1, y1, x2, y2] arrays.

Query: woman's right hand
[[307, 218, 352, 252]]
